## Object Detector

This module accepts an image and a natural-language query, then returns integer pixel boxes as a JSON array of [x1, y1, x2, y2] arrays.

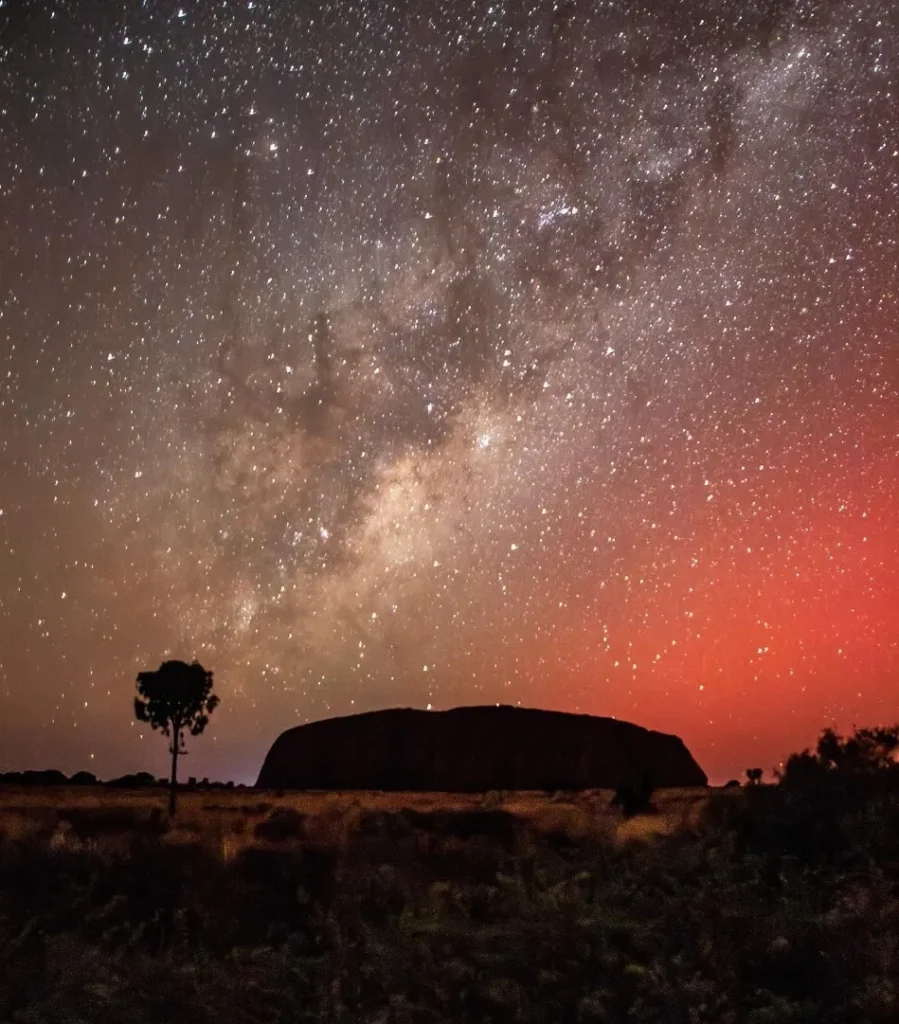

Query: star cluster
[[0, 0, 897, 783]]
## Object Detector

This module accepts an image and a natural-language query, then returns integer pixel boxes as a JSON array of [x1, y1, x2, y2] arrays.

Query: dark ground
[[1, 782, 898, 1023]]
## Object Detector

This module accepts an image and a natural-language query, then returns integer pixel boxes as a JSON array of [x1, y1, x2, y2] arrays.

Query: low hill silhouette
[[257, 705, 707, 791]]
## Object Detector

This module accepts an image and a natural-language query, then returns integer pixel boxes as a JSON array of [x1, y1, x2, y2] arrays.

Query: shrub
[[355, 809, 417, 841], [253, 808, 306, 842], [610, 775, 655, 818], [404, 808, 522, 847]]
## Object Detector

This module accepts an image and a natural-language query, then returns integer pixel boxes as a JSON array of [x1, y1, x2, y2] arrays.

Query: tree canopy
[[135, 660, 218, 738]]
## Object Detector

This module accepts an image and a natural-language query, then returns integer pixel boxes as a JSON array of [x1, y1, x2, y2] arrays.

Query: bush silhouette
[[610, 774, 655, 818], [713, 725, 899, 867], [403, 809, 521, 847], [783, 724, 899, 780], [70, 771, 98, 786], [253, 809, 307, 843]]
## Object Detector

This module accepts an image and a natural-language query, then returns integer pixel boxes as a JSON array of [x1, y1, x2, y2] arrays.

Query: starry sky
[[0, 0, 896, 786]]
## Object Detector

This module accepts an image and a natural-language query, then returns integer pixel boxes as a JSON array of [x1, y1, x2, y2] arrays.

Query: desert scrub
[[253, 808, 307, 842], [2, 799, 899, 1022]]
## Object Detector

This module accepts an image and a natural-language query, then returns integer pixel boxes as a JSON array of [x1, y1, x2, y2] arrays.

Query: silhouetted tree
[[777, 725, 899, 791], [70, 771, 98, 786], [134, 660, 219, 817], [746, 767, 764, 786], [815, 725, 899, 774]]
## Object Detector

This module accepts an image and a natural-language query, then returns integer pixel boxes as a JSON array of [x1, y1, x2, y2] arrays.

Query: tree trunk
[[169, 731, 180, 818]]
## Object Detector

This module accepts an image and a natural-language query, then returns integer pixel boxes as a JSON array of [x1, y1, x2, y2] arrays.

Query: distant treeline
[[0, 770, 245, 789]]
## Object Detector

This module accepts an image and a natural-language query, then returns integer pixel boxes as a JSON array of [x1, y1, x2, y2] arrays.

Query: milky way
[[1, 0, 897, 783]]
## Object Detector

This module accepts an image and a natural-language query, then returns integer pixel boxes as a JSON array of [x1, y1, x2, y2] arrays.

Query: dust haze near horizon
[[1, 0, 897, 786]]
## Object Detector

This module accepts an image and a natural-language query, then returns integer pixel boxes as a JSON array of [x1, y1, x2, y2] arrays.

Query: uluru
[[256, 705, 707, 791]]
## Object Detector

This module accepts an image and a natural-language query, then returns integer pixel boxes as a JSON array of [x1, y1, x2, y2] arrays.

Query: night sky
[[1, 0, 896, 786]]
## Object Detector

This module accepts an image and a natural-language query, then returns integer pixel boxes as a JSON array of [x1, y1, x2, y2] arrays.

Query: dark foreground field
[[1, 783, 898, 1024]]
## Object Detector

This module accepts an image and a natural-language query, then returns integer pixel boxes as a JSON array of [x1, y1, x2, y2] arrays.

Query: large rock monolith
[[256, 705, 707, 791]]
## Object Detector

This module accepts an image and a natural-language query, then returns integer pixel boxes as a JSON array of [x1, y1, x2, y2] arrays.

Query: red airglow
[[548, 481, 898, 783]]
